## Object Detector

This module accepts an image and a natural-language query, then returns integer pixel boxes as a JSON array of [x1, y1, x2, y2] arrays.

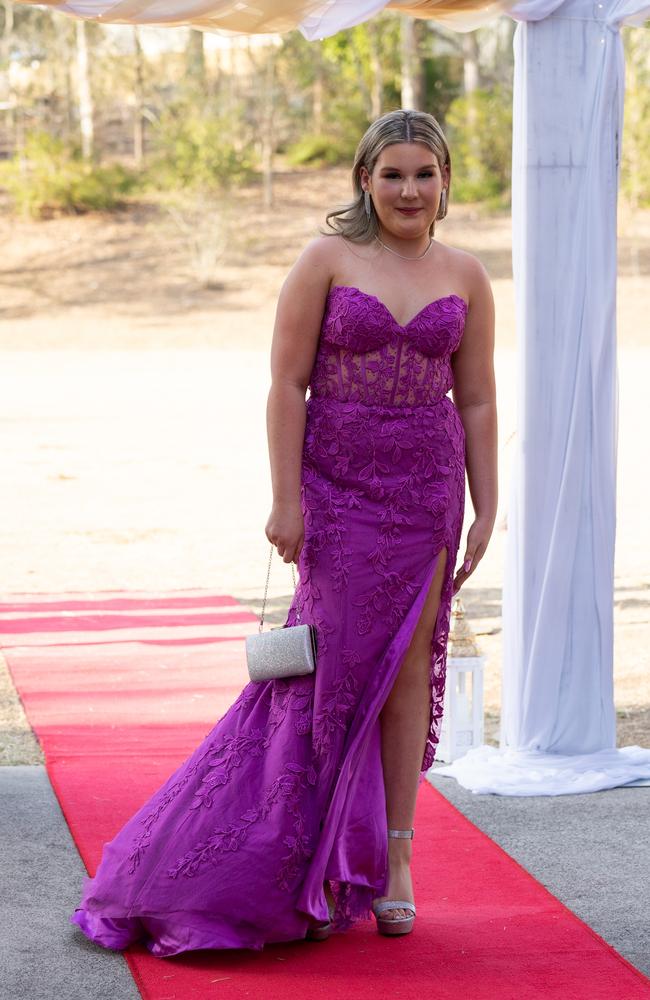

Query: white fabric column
[[435, 0, 650, 795]]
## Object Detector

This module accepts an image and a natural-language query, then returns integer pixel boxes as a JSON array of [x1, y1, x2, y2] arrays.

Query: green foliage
[[445, 86, 512, 203], [620, 27, 650, 208], [285, 132, 358, 167], [144, 102, 256, 193], [420, 54, 463, 122], [0, 131, 138, 218], [276, 15, 401, 162]]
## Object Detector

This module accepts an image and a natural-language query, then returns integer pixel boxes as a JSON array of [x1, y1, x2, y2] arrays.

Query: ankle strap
[[388, 828, 414, 839]]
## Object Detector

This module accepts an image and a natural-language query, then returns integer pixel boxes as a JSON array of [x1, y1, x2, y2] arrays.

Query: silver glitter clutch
[[245, 543, 318, 683]]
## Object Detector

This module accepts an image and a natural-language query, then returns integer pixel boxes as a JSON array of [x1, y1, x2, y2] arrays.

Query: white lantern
[[435, 596, 485, 764]]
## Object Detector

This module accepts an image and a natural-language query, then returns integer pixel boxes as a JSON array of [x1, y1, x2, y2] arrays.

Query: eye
[[384, 171, 434, 179]]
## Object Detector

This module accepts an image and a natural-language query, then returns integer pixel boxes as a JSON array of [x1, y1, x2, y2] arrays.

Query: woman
[[71, 108, 497, 955]]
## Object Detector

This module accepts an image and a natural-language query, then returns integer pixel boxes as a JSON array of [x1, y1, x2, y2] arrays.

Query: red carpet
[[2, 589, 649, 1000]]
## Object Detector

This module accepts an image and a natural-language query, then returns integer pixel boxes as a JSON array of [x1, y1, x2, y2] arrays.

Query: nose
[[401, 178, 418, 197]]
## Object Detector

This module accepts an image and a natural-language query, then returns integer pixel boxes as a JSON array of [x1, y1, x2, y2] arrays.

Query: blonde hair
[[320, 108, 451, 244]]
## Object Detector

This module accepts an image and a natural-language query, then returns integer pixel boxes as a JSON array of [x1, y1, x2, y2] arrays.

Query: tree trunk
[[312, 50, 324, 134], [75, 20, 94, 161], [132, 27, 144, 166], [624, 32, 641, 276], [224, 40, 237, 117], [462, 30, 480, 93], [367, 20, 383, 120], [186, 28, 206, 90], [400, 15, 416, 110], [497, 19, 516, 87], [53, 19, 76, 142], [1, 0, 15, 155], [261, 45, 276, 209], [0, 0, 13, 74], [462, 31, 481, 191]]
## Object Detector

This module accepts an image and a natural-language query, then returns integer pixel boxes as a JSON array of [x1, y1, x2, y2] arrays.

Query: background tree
[[400, 14, 417, 109], [75, 19, 93, 159], [132, 27, 144, 165], [620, 24, 650, 274]]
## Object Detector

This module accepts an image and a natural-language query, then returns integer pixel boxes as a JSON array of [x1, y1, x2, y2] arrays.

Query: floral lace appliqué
[[126, 678, 314, 874], [167, 761, 318, 891]]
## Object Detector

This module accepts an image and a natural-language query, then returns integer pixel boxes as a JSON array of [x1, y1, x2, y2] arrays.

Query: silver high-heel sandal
[[372, 828, 416, 937]]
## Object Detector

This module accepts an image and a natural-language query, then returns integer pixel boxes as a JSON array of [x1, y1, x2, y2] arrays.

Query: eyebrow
[[379, 163, 438, 170]]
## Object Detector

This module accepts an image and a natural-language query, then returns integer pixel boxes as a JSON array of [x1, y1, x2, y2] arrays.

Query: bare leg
[[375, 547, 448, 921]]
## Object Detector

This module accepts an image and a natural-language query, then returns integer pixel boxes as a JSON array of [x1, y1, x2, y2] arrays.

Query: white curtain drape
[[435, 0, 650, 794]]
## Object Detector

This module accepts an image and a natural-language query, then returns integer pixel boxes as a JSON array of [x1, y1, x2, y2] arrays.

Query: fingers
[[453, 538, 486, 592], [271, 539, 303, 564], [452, 559, 475, 594]]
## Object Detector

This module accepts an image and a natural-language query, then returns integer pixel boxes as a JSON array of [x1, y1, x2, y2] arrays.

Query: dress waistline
[[306, 392, 452, 413]]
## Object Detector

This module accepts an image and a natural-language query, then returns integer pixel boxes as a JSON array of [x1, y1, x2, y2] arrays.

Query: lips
[[397, 208, 421, 215]]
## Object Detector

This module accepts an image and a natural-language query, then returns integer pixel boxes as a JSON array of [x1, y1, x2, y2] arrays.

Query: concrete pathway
[[0, 766, 138, 1000]]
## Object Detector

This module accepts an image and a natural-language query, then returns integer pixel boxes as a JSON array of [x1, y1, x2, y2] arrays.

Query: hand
[[452, 516, 493, 595], [265, 501, 304, 564]]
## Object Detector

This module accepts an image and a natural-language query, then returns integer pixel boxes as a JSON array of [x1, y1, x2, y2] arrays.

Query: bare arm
[[451, 256, 498, 591], [265, 238, 332, 563]]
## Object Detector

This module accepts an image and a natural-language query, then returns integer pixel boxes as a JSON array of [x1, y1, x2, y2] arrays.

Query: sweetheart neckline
[[327, 284, 468, 330]]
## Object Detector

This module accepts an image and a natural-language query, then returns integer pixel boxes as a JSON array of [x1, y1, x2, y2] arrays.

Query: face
[[360, 142, 448, 239]]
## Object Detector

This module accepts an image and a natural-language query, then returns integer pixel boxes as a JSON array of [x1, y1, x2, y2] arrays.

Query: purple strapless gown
[[71, 284, 467, 956]]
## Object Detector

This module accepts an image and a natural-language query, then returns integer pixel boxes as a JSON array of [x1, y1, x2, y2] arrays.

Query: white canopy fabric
[[20, 0, 649, 33], [299, 0, 650, 37], [10, 0, 650, 794], [299, 1, 516, 37], [11, 0, 522, 33]]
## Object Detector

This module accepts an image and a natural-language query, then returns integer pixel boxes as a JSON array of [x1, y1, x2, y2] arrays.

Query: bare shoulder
[[444, 245, 492, 307], [302, 232, 375, 282], [293, 233, 340, 278], [275, 235, 338, 315]]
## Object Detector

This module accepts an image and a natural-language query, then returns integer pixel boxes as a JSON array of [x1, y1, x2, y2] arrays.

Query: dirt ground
[[1, 167, 649, 764]]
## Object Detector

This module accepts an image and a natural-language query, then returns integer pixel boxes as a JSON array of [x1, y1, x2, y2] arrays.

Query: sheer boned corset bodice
[[308, 285, 467, 408]]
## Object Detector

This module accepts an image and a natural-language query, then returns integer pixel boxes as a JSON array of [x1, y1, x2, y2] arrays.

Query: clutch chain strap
[[259, 542, 301, 633]]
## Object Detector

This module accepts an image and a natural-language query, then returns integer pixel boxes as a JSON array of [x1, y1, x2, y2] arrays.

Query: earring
[[439, 189, 447, 216], [364, 190, 372, 218]]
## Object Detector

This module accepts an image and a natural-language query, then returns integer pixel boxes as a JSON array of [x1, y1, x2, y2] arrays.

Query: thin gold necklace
[[374, 234, 434, 261]]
